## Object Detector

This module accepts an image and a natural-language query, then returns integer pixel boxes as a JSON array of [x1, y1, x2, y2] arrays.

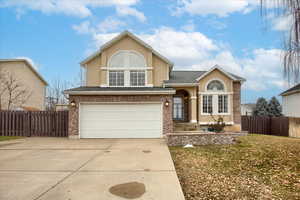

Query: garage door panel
[[80, 103, 162, 138], [81, 130, 161, 138], [81, 120, 161, 129], [81, 111, 161, 121]]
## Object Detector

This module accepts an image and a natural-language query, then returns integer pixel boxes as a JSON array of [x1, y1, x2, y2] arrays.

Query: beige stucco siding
[[0, 61, 46, 110], [84, 36, 170, 87], [85, 55, 101, 86], [152, 55, 169, 86], [198, 69, 234, 124]]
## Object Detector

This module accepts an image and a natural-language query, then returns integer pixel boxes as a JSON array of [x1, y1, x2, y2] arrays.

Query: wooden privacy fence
[[241, 116, 289, 137], [0, 111, 68, 137]]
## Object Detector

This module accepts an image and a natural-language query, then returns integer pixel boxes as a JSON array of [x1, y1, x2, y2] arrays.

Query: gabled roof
[[164, 66, 245, 85], [280, 83, 300, 96], [195, 65, 245, 82], [0, 59, 48, 86], [80, 30, 174, 68]]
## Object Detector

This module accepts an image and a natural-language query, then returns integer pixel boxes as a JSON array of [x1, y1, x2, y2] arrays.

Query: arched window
[[207, 80, 224, 92], [107, 51, 147, 87], [202, 80, 229, 115], [108, 51, 146, 68]]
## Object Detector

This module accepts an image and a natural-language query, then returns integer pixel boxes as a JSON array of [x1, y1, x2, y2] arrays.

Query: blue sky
[[0, 0, 292, 103]]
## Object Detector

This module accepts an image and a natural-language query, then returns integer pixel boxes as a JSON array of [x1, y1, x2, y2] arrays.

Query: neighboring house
[[64, 31, 245, 139], [280, 83, 300, 117], [0, 59, 48, 110], [241, 103, 255, 116]]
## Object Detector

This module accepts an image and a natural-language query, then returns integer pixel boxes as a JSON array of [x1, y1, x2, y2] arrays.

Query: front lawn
[[170, 134, 300, 200], [0, 136, 22, 142]]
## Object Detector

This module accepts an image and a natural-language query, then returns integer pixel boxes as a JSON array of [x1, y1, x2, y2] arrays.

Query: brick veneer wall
[[233, 82, 241, 124], [68, 95, 173, 138]]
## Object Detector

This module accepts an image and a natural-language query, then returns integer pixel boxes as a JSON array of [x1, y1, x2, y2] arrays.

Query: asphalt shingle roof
[[164, 71, 245, 84], [64, 86, 174, 92]]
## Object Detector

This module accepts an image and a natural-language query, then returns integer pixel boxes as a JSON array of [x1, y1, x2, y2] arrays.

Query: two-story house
[[0, 59, 48, 111], [65, 31, 245, 139]]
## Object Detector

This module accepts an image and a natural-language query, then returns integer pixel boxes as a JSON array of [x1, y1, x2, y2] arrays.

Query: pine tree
[[253, 97, 269, 116], [268, 96, 282, 117]]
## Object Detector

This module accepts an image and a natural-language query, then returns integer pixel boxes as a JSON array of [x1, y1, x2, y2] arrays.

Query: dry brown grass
[[170, 134, 300, 200]]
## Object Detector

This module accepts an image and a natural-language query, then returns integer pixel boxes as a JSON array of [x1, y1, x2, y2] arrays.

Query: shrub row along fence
[[241, 116, 289, 137], [0, 111, 68, 137]]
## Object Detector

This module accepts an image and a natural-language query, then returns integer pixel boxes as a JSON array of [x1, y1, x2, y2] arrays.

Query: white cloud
[[207, 19, 227, 30], [181, 20, 196, 32], [72, 21, 92, 34], [73, 17, 126, 35], [272, 15, 292, 31], [85, 28, 285, 91], [116, 6, 146, 22], [97, 17, 126, 32], [174, 0, 259, 17], [91, 27, 218, 66], [1, 0, 144, 21]]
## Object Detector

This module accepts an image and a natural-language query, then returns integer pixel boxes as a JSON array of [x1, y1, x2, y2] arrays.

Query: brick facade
[[68, 95, 173, 138], [233, 82, 241, 124]]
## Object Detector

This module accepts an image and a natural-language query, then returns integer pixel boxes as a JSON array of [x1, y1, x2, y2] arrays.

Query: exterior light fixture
[[165, 100, 170, 107], [70, 100, 76, 107]]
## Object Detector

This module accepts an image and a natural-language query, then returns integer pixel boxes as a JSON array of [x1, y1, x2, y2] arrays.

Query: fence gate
[[0, 111, 68, 137]]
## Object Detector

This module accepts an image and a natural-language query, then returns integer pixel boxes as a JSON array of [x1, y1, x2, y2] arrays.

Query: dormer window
[[108, 50, 147, 87]]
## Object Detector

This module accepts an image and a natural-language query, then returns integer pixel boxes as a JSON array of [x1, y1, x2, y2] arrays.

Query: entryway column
[[190, 96, 197, 123]]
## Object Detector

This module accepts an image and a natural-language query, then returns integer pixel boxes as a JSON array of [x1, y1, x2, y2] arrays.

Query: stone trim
[[166, 132, 247, 146]]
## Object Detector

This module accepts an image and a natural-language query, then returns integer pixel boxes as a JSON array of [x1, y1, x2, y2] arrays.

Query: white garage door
[[80, 103, 163, 138]]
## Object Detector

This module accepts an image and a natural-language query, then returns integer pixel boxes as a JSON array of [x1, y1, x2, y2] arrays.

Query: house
[[241, 103, 255, 116], [0, 59, 48, 111], [64, 31, 245, 139], [280, 83, 300, 117]]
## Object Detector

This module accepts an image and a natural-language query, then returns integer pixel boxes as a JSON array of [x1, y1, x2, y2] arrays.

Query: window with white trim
[[207, 80, 224, 91], [109, 71, 124, 86], [203, 95, 213, 114], [218, 95, 228, 113], [202, 80, 230, 115], [108, 51, 147, 87], [130, 71, 145, 86]]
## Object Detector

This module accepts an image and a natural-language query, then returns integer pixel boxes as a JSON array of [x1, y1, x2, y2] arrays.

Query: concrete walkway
[[0, 137, 185, 200]]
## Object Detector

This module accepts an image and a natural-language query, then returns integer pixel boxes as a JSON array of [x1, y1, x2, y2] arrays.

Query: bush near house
[[170, 134, 300, 200]]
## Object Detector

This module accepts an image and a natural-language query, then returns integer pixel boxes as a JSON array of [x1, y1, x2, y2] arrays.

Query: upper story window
[[207, 80, 224, 91], [108, 51, 147, 87]]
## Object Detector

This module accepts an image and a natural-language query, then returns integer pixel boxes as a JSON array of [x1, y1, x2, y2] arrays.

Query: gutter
[[163, 83, 198, 87], [64, 90, 176, 95]]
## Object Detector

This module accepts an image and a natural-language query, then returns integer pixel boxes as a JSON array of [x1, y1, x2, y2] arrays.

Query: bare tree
[[0, 69, 6, 110], [45, 72, 81, 111], [0, 69, 32, 110], [261, 0, 300, 84]]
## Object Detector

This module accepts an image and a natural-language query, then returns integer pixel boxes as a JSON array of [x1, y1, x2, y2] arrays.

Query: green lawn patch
[[170, 134, 300, 200], [0, 136, 23, 142]]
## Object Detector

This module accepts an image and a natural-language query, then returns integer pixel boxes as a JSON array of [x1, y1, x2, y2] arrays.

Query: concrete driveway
[[0, 137, 185, 200]]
